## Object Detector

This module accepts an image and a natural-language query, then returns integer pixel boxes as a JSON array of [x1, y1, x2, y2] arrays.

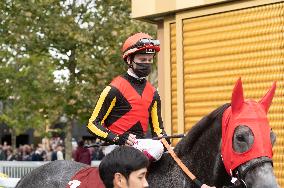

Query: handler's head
[[99, 146, 149, 188]]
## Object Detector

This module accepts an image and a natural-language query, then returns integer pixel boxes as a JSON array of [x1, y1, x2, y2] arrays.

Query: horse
[[16, 78, 279, 188]]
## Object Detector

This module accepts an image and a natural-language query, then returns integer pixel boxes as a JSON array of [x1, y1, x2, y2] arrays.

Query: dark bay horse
[[16, 79, 279, 188]]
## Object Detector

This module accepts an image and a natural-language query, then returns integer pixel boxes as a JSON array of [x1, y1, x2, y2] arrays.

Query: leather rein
[[160, 138, 203, 187]]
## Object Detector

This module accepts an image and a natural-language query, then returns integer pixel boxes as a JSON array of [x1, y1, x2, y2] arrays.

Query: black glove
[[115, 133, 129, 145]]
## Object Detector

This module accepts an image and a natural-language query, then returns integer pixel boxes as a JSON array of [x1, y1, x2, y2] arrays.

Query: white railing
[[0, 161, 49, 178], [0, 160, 101, 188], [0, 160, 100, 179], [0, 161, 101, 188]]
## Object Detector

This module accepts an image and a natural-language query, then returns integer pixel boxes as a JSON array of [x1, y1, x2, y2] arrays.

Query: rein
[[160, 138, 203, 187], [83, 134, 185, 148]]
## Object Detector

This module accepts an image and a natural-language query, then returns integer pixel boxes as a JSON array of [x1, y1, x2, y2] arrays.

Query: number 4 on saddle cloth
[[67, 167, 105, 188]]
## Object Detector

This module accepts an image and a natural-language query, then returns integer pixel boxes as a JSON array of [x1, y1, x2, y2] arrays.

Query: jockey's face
[[128, 54, 154, 78], [133, 54, 154, 64], [114, 167, 149, 188]]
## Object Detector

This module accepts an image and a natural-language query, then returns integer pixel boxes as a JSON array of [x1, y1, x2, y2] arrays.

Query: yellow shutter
[[183, 3, 284, 185]]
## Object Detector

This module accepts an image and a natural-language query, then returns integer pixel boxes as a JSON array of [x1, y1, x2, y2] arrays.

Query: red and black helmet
[[122, 32, 160, 60]]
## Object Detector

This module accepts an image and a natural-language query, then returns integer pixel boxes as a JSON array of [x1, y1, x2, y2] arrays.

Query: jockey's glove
[[113, 132, 130, 145]]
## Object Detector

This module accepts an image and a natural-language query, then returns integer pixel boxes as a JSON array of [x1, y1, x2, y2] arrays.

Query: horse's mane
[[174, 103, 230, 156]]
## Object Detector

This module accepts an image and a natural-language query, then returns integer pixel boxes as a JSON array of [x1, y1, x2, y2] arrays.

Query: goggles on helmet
[[133, 38, 160, 49], [123, 38, 160, 60]]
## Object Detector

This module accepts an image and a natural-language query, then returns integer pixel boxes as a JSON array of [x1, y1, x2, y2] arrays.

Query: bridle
[[230, 156, 273, 188]]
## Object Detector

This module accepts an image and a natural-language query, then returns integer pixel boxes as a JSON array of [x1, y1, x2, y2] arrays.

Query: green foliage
[[0, 0, 156, 136]]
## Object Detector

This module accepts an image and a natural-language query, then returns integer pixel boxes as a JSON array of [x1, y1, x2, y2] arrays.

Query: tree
[[0, 55, 63, 148], [0, 0, 156, 158]]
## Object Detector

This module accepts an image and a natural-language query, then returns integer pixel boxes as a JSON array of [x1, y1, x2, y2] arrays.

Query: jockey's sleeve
[[87, 86, 118, 142], [149, 91, 169, 142]]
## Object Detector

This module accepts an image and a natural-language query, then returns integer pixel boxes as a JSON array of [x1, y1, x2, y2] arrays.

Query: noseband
[[231, 157, 273, 188]]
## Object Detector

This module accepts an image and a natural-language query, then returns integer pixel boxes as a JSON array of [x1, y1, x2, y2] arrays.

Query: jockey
[[87, 32, 169, 161]]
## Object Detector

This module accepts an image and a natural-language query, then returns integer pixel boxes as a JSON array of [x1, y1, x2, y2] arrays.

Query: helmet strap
[[126, 55, 135, 68]]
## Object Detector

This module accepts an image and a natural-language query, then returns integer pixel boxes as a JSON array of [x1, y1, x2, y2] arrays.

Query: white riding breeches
[[101, 139, 164, 161], [132, 139, 164, 161]]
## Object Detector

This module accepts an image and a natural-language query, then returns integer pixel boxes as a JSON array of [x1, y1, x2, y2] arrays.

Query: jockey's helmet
[[122, 32, 160, 61]]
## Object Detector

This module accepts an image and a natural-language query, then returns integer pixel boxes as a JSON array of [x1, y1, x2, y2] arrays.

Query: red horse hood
[[221, 78, 276, 175]]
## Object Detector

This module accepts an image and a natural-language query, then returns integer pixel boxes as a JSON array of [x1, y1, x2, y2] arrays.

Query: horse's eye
[[236, 134, 245, 142], [233, 125, 254, 153]]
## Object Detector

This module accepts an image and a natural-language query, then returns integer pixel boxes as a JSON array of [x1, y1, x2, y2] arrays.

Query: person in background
[[14, 147, 23, 161], [92, 146, 105, 160], [31, 146, 44, 161], [0, 145, 6, 160], [74, 140, 91, 165], [56, 145, 64, 160], [22, 145, 32, 161], [6, 148, 15, 161], [50, 148, 57, 161]]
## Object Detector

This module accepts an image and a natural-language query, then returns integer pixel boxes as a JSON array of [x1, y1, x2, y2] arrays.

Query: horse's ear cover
[[221, 78, 276, 175], [231, 78, 244, 114], [259, 81, 276, 114]]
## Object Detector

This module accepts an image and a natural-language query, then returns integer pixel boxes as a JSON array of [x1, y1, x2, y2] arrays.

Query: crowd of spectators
[[0, 137, 105, 164]]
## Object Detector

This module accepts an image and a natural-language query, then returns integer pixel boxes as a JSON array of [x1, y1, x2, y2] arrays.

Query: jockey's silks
[[87, 73, 166, 142], [221, 78, 276, 175], [108, 76, 155, 135]]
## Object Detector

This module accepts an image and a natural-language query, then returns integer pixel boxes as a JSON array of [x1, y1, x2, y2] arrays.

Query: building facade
[[132, 0, 284, 185]]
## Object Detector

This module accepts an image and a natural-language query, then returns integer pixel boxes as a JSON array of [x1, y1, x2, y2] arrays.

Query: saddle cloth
[[66, 167, 105, 188]]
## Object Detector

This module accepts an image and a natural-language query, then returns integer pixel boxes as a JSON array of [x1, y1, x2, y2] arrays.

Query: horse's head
[[221, 78, 279, 188]]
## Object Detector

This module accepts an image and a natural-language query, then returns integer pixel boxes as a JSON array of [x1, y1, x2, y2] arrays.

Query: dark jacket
[[74, 147, 91, 165]]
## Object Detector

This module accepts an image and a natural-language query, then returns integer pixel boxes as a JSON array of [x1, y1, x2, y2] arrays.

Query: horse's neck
[[180, 121, 231, 186], [147, 124, 231, 187], [182, 122, 221, 181]]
